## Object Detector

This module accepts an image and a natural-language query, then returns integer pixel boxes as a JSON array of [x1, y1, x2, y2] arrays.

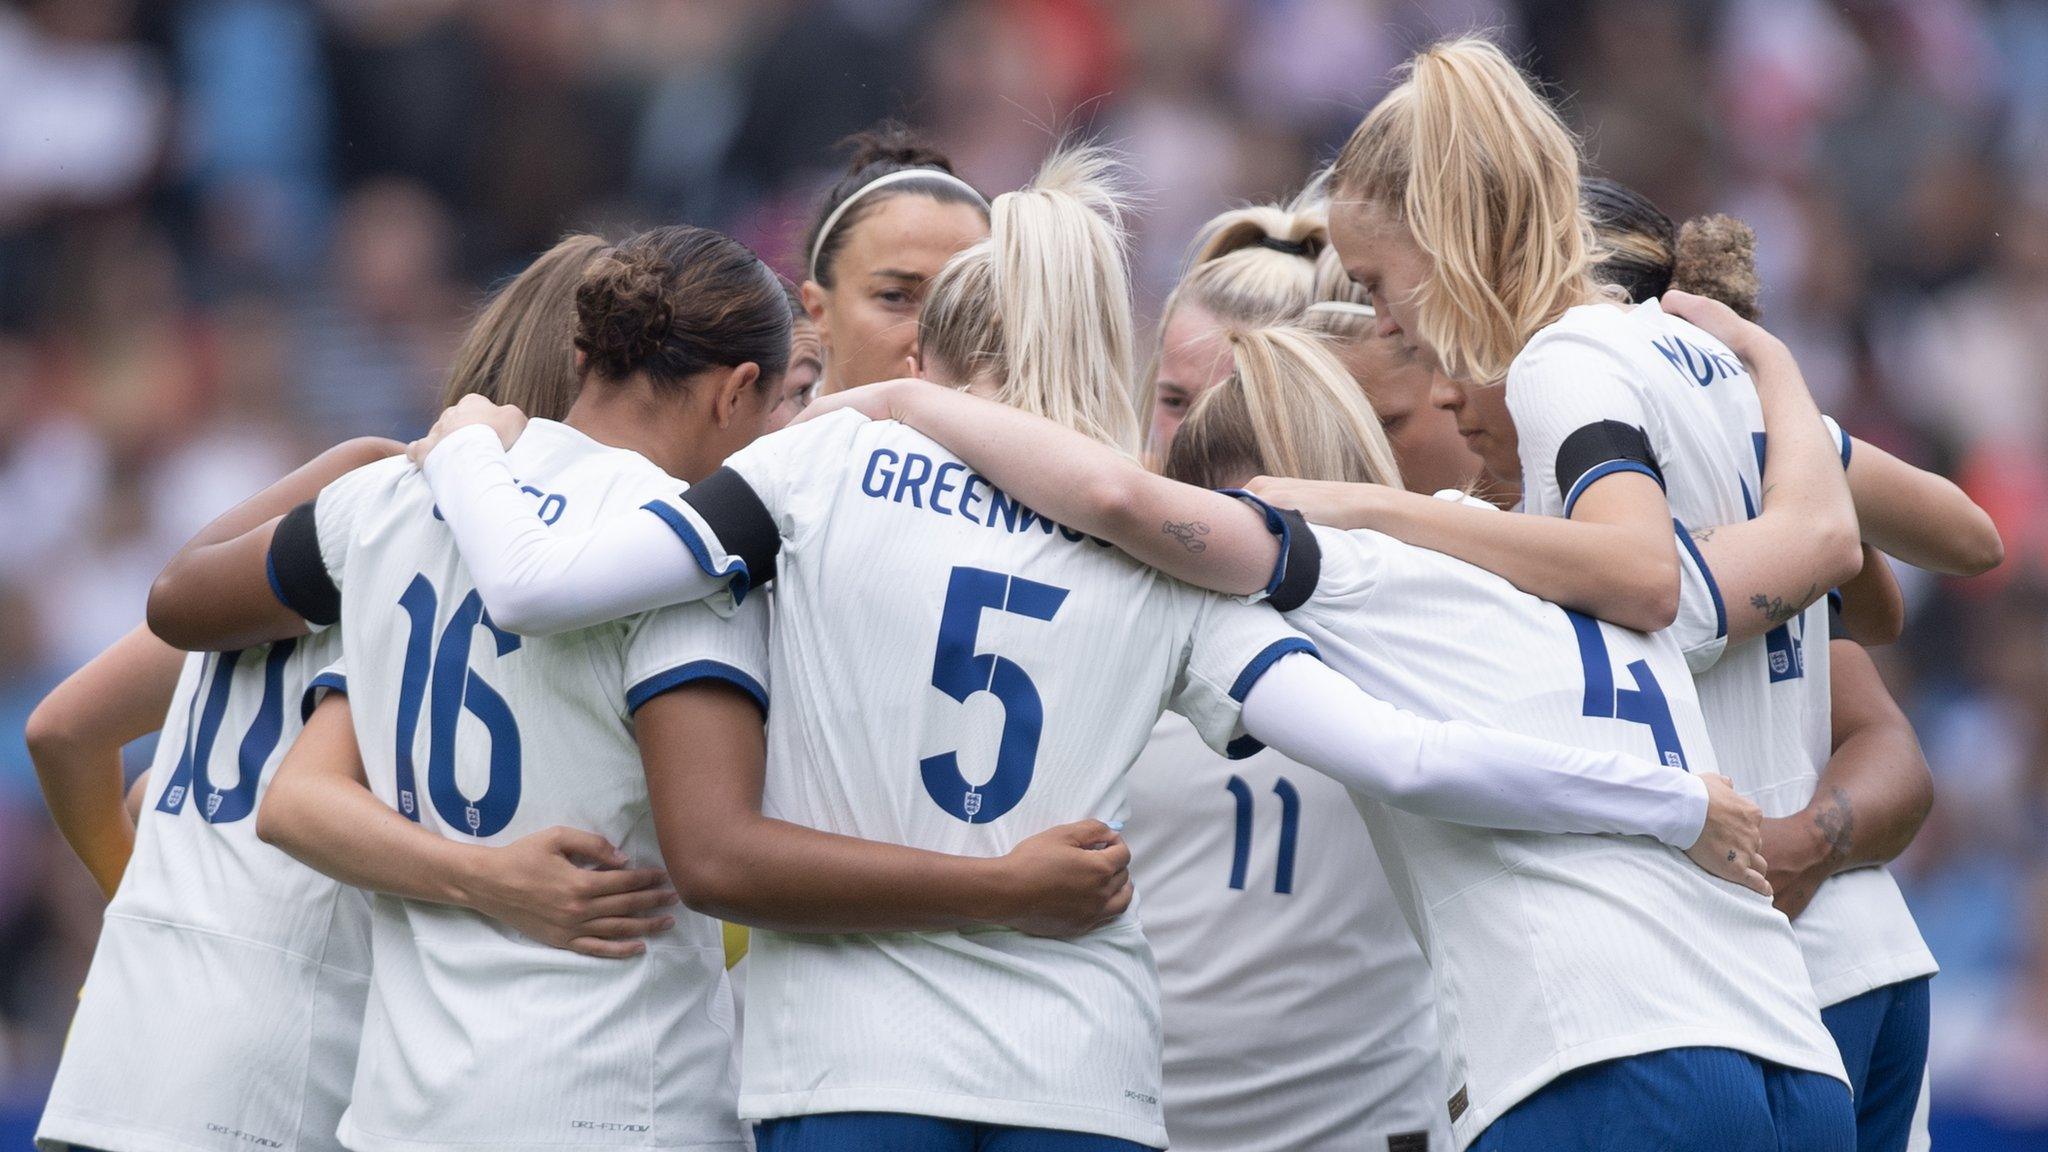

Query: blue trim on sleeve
[[265, 551, 290, 610], [627, 659, 768, 716], [299, 672, 347, 723], [1228, 636, 1319, 703], [1216, 488, 1291, 597], [1563, 459, 1665, 517], [1672, 518, 1726, 640], [639, 501, 753, 606], [1224, 734, 1267, 760], [1839, 431, 1853, 470]]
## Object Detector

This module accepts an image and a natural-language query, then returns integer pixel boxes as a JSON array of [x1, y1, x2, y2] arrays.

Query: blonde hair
[[1139, 197, 1331, 458], [1163, 325, 1402, 491], [1332, 36, 1604, 384], [919, 145, 1141, 452], [442, 233, 606, 420]]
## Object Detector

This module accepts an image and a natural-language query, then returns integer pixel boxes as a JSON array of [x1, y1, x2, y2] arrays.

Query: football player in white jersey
[[790, 322, 1863, 1151], [31, 235, 700, 1152], [405, 147, 1763, 1152], [1120, 197, 1448, 1152], [1270, 40, 1992, 1152], [145, 226, 1147, 1152]]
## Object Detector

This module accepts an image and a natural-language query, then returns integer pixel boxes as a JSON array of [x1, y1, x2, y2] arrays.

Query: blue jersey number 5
[[921, 566, 1069, 823], [1566, 609, 1688, 770]]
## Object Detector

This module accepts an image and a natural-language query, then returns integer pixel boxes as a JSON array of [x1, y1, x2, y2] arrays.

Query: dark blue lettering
[[959, 473, 988, 523], [990, 488, 1023, 531], [931, 461, 965, 518], [861, 448, 900, 497], [894, 452, 933, 508]]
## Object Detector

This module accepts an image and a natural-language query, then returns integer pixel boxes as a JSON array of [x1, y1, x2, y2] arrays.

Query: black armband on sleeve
[[678, 467, 781, 589], [268, 500, 341, 626], [1268, 507, 1323, 613], [1555, 420, 1664, 514]]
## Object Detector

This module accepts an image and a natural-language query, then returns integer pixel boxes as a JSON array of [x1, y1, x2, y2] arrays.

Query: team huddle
[[30, 36, 2006, 1152]]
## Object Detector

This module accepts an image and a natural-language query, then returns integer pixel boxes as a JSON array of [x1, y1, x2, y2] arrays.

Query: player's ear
[[800, 280, 830, 339], [715, 363, 761, 427]]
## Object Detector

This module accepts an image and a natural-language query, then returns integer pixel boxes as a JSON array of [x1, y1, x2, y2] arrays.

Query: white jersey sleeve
[[1506, 324, 1666, 517], [1170, 593, 1318, 758], [622, 594, 771, 717], [1671, 520, 1730, 673], [414, 425, 749, 634]]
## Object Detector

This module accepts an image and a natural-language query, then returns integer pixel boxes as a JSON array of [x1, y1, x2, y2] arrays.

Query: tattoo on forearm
[[1689, 525, 1717, 543], [1749, 582, 1820, 625], [1162, 520, 1210, 553], [1813, 785, 1853, 864]]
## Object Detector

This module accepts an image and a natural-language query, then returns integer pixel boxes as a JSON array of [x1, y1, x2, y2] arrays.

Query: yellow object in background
[[722, 921, 749, 969]]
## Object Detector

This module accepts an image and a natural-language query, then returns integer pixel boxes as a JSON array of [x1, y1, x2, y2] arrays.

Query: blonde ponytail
[[1139, 195, 1331, 458], [1163, 325, 1402, 491], [920, 145, 1141, 453], [1333, 36, 1602, 384]]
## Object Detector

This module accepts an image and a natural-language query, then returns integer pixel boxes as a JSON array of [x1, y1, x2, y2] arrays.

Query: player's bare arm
[[1761, 640, 1935, 919], [259, 695, 680, 959], [637, 679, 1131, 937], [148, 436, 402, 651]]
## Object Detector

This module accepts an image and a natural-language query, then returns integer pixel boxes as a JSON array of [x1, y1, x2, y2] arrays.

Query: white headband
[[808, 167, 989, 282], [1305, 300, 1376, 319]]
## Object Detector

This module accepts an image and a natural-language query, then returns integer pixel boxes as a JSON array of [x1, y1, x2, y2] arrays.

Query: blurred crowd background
[[1, 0, 2045, 1146]]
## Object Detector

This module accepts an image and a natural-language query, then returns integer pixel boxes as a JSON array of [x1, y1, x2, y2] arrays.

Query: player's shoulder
[[1513, 301, 1653, 375], [515, 419, 685, 516]]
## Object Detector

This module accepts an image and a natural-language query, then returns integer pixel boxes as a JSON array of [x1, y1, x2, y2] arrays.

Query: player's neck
[[564, 387, 708, 481]]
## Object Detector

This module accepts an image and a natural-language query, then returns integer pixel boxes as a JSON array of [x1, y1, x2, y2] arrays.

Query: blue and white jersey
[[1123, 713, 1447, 1152], [294, 421, 768, 1152], [649, 409, 1315, 1149], [38, 628, 370, 1152], [1509, 299, 1934, 1008], [1266, 514, 1845, 1150]]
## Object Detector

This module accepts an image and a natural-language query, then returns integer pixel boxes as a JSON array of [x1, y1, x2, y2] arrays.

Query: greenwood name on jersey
[[649, 409, 1316, 1149]]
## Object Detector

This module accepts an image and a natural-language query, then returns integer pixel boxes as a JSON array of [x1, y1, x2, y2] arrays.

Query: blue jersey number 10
[[155, 641, 300, 825], [921, 565, 1070, 824], [394, 574, 524, 837]]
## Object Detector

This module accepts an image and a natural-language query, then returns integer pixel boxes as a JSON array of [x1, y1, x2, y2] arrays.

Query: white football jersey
[[301, 422, 767, 1152], [652, 410, 1316, 1149], [1124, 712, 1448, 1152], [1272, 519, 1845, 1150], [39, 631, 369, 1152], [1509, 299, 1936, 1008]]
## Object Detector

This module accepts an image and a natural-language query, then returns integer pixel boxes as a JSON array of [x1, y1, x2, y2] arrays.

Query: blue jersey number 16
[[394, 574, 524, 837], [921, 566, 1070, 824]]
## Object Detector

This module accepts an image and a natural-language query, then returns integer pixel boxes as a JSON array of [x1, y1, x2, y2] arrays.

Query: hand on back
[[408, 394, 531, 466]]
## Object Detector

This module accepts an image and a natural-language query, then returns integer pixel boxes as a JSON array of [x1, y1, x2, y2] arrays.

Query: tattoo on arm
[[1161, 520, 1210, 553], [1812, 785, 1853, 865], [1749, 582, 1820, 625], [1688, 525, 1717, 543]]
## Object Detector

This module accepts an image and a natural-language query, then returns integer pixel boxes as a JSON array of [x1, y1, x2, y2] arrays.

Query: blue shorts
[[1821, 976, 1932, 1152], [1471, 1046, 1854, 1152], [755, 1113, 1156, 1152]]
